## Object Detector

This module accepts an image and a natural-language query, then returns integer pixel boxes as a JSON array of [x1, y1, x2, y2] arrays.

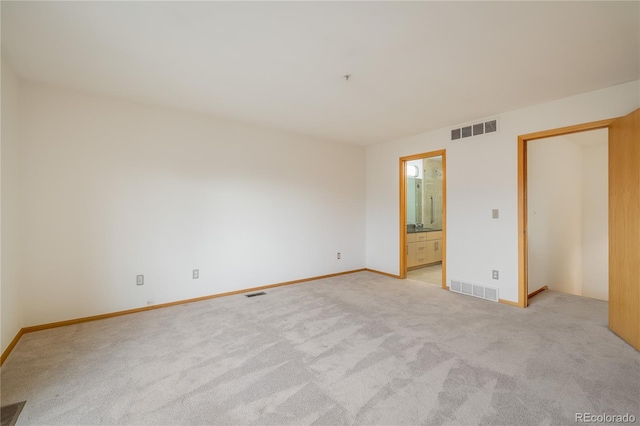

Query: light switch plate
[[492, 209, 499, 219]]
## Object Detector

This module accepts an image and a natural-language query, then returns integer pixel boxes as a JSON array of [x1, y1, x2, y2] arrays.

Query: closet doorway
[[526, 129, 609, 302], [518, 109, 640, 351], [399, 150, 446, 288]]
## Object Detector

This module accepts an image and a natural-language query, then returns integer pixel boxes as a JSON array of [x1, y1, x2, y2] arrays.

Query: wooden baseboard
[[5, 268, 367, 365], [365, 268, 401, 279], [1, 328, 24, 366], [499, 298, 520, 307], [528, 286, 548, 299]]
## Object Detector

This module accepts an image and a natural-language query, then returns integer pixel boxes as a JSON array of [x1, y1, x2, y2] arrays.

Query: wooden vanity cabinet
[[407, 233, 417, 267], [425, 231, 443, 264], [414, 232, 428, 266], [407, 231, 442, 268]]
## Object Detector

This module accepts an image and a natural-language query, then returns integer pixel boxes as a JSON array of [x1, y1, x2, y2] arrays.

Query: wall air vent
[[449, 279, 499, 302], [451, 118, 499, 141]]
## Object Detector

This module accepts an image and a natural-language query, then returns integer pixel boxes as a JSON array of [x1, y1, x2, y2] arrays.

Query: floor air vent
[[245, 292, 266, 298], [451, 118, 498, 141], [450, 280, 498, 302]]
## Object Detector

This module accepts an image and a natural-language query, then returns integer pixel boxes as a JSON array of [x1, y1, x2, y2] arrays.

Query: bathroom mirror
[[406, 172, 422, 225], [406, 156, 443, 229]]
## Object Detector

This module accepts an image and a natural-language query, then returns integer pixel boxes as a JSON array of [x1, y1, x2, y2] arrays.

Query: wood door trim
[[441, 151, 447, 289], [499, 298, 520, 307], [518, 118, 618, 308], [0, 328, 24, 366], [365, 268, 402, 279], [528, 285, 548, 299], [519, 119, 616, 142], [399, 156, 407, 278], [399, 149, 446, 289]]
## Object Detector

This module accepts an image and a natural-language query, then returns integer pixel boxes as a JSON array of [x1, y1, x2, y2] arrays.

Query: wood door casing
[[609, 108, 640, 351], [518, 110, 639, 351], [518, 118, 616, 307], [399, 150, 446, 288]]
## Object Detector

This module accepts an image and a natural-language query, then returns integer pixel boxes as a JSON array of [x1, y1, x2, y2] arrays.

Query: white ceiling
[[2, 1, 638, 145]]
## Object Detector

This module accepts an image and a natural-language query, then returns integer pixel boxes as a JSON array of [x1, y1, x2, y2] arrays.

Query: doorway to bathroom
[[399, 150, 446, 288]]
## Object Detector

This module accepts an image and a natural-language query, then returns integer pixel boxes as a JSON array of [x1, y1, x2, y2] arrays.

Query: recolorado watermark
[[575, 413, 636, 423]]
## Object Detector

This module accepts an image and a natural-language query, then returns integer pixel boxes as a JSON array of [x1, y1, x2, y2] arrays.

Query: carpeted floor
[[2, 271, 639, 425]]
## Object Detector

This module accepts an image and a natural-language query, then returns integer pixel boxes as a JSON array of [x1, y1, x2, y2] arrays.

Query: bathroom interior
[[406, 156, 443, 285]]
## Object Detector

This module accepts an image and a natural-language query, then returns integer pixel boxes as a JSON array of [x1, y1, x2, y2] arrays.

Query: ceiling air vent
[[451, 118, 499, 141]]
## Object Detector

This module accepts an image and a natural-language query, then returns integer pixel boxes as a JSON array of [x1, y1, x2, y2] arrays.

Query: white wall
[[18, 82, 365, 326], [527, 135, 583, 296], [365, 80, 639, 303], [581, 137, 608, 301], [1, 60, 24, 353]]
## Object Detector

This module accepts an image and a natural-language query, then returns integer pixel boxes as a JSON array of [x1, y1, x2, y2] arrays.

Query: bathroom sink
[[408, 228, 441, 233]]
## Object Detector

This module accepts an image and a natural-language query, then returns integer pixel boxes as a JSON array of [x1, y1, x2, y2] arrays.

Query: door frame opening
[[518, 118, 616, 307], [399, 149, 447, 288]]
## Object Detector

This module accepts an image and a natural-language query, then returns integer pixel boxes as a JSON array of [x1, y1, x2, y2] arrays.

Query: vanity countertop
[[407, 228, 442, 234]]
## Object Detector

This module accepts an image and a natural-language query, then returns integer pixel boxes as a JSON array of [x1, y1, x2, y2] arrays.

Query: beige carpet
[[2, 271, 639, 425]]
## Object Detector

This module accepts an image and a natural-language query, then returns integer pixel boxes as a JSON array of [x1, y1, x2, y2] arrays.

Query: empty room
[[1, 2, 639, 425]]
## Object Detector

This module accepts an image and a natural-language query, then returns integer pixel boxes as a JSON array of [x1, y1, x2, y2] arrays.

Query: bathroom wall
[[422, 157, 443, 230]]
